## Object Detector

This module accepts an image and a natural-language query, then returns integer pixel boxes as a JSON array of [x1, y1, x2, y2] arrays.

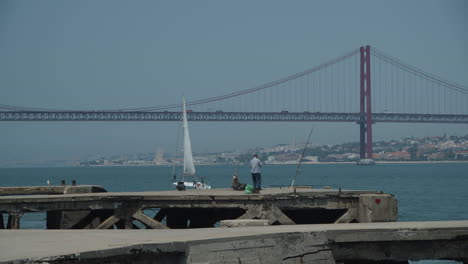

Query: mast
[[182, 97, 196, 176]]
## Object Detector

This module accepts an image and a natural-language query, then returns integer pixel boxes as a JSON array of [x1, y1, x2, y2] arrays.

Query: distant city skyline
[[1, 0, 467, 164], [72, 133, 468, 167], [2, 132, 467, 168]]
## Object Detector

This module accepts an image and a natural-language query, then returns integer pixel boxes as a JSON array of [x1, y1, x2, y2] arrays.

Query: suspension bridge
[[1, 45, 468, 159]]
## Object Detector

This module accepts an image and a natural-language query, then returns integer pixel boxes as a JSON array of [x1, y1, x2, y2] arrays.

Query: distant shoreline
[[74, 160, 468, 167], [375, 160, 468, 164], [269, 160, 468, 165], [2, 160, 468, 169]]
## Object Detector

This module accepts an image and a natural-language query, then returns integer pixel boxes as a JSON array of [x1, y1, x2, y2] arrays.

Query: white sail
[[182, 97, 196, 176]]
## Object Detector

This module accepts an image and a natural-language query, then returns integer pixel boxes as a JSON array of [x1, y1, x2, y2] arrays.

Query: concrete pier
[[0, 187, 397, 229], [1, 186, 466, 263], [0, 185, 107, 229], [0, 185, 106, 196], [0, 220, 467, 263]]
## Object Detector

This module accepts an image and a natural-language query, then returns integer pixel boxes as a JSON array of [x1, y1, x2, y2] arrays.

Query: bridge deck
[[1, 111, 468, 123]]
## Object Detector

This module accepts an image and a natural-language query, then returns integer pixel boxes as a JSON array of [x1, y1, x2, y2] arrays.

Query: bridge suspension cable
[[0, 48, 360, 113], [371, 47, 468, 95], [0, 104, 66, 112], [118, 48, 360, 112]]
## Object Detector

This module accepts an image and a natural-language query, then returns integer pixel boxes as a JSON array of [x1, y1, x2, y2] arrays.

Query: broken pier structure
[[0, 186, 397, 229]]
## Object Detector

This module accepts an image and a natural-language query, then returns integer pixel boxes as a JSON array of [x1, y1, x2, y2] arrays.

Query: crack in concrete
[[281, 248, 332, 262], [213, 245, 275, 252]]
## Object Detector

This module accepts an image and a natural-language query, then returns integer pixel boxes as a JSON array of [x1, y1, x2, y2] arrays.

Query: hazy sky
[[1, 0, 468, 165]]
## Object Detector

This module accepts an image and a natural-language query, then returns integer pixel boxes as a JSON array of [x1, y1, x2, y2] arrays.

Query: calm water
[[2, 163, 468, 225], [1, 163, 466, 263]]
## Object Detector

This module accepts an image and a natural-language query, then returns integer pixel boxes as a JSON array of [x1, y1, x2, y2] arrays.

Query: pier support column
[[6, 213, 22, 229], [59, 186, 107, 229], [0, 212, 4, 229], [358, 194, 397, 223]]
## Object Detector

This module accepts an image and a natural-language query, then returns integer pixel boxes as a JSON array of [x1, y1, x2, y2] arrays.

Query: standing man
[[250, 154, 262, 193]]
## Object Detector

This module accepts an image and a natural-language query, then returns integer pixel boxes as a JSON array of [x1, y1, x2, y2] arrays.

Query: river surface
[[1, 163, 467, 263]]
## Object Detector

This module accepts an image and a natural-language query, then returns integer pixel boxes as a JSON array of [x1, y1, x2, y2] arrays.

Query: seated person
[[231, 173, 246, 191]]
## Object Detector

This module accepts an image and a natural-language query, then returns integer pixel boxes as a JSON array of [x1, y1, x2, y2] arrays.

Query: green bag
[[244, 184, 254, 194]]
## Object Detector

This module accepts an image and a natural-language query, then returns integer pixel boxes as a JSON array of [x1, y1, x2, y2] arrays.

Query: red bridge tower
[[359, 45, 373, 159]]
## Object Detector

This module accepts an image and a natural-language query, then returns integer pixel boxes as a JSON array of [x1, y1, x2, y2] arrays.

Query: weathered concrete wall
[[188, 232, 335, 264], [358, 193, 398, 223]]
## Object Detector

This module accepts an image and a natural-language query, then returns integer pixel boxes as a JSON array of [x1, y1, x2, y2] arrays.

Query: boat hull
[[173, 181, 211, 189]]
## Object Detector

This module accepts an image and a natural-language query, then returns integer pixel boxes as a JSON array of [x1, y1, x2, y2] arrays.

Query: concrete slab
[[0, 220, 467, 263], [0, 185, 105, 196], [0, 187, 376, 201]]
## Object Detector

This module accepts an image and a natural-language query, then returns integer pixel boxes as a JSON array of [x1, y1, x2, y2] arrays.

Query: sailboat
[[172, 97, 211, 190]]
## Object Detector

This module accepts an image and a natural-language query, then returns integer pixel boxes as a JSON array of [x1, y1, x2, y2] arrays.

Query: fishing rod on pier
[[290, 127, 314, 190]]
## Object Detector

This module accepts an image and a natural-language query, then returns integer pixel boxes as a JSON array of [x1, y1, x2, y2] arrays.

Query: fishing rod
[[290, 127, 314, 190]]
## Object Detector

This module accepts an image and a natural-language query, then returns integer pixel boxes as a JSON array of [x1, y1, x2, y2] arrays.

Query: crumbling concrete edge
[[3, 224, 468, 263], [1, 242, 188, 264], [1, 232, 330, 264]]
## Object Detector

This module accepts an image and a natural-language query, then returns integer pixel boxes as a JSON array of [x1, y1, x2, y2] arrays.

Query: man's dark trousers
[[251, 173, 261, 189]]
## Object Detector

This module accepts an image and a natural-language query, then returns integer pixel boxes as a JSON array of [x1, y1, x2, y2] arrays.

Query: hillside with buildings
[[77, 134, 468, 167]]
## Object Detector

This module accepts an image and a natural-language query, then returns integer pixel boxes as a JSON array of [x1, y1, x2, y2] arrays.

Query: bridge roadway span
[[1, 111, 468, 123], [0, 220, 467, 263]]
